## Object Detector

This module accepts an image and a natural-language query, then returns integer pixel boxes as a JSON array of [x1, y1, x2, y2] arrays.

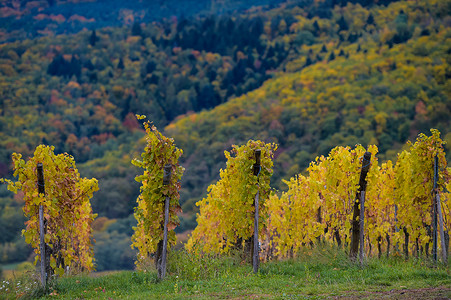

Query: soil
[[333, 286, 451, 300]]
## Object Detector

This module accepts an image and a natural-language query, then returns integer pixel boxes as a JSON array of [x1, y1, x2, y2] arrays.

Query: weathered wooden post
[[253, 149, 261, 273], [349, 152, 371, 260], [436, 193, 447, 264], [403, 227, 409, 259], [433, 155, 447, 264], [36, 163, 47, 288], [158, 164, 172, 279], [359, 190, 366, 264], [316, 206, 322, 244], [394, 203, 399, 256], [433, 156, 438, 262]]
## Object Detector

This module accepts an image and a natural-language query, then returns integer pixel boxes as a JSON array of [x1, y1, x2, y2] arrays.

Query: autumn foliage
[[131, 116, 184, 268], [1, 145, 98, 275], [187, 140, 276, 254], [263, 130, 450, 259]]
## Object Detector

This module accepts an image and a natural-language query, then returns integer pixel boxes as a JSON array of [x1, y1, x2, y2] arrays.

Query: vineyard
[[1, 120, 449, 296], [188, 129, 450, 266], [1, 0, 450, 274], [263, 129, 450, 261], [0, 0, 450, 297]]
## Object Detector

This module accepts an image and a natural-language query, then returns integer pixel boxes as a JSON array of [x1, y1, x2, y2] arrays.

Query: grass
[[1, 245, 449, 299], [1, 262, 35, 281], [1, 263, 22, 271]]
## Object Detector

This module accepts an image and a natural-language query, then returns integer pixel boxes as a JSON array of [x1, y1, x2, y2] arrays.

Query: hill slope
[[0, 0, 450, 270], [166, 0, 451, 206], [0, 0, 284, 43]]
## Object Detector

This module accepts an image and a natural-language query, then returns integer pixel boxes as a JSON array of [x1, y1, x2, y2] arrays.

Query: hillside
[[167, 0, 451, 209], [2, 249, 450, 299], [0, 0, 314, 270], [1, 0, 450, 271], [0, 0, 284, 43]]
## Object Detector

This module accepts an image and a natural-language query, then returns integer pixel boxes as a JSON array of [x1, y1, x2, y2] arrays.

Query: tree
[[89, 30, 99, 46], [337, 15, 349, 32], [132, 22, 143, 36], [117, 58, 125, 69], [392, 10, 412, 44], [328, 51, 335, 61], [313, 20, 320, 36], [47, 55, 81, 79], [366, 13, 375, 25], [294, 30, 316, 46]]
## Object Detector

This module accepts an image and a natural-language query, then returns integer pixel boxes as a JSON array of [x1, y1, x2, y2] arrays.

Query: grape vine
[[1, 145, 98, 275], [264, 145, 378, 258], [131, 116, 184, 268], [394, 129, 450, 256], [263, 129, 450, 259], [186, 140, 276, 255]]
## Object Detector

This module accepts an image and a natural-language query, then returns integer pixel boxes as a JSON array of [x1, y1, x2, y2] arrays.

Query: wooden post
[[436, 194, 447, 264], [316, 206, 322, 243], [334, 230, 342, 248], [37, 163, 47, 288], [394, 203, 400, 255], [385, 234, 390, 259], [253, 149, 261, 273], [349, 152, 371, 259], [432, 155, 438, 262], [158, 164, 172, 279], [359, 191, 366, 264], [403, 227, 409, 259], [433, 156, 447, 264]]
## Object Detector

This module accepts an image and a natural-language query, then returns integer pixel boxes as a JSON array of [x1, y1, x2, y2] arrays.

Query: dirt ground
[[333, 286, 451, 300]]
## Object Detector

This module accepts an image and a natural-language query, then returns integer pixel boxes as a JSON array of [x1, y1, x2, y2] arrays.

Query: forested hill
[[1, 0, 450, 271], [0, 4, 300, 173], [0, 0, 284, 43], [167, 0, 451, 208]]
